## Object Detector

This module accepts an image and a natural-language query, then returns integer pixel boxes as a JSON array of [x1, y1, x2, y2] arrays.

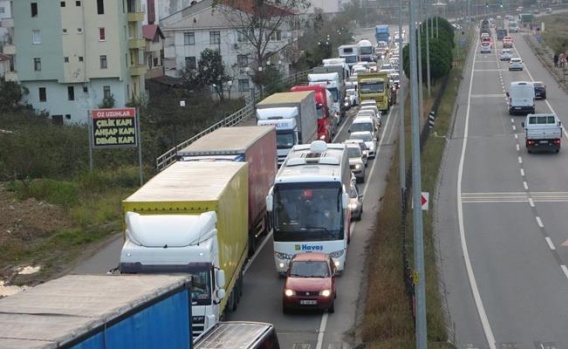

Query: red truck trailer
[[290, 85, 332, 143], [176, 126, 277, 255]]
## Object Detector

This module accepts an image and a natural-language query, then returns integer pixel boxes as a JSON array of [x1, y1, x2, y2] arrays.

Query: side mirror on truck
[[342, 192, 349, 208], [266, 195, 273, 212], [216, 269, 226, 288]]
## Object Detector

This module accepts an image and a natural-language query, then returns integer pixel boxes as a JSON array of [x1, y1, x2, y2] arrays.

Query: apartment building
[[6, 0, 146, 124], [161, 0, 300, 97]]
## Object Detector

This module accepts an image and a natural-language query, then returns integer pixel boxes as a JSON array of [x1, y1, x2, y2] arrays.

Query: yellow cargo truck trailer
[[119, 161, 248, 341], [357, 72, 390, 112]]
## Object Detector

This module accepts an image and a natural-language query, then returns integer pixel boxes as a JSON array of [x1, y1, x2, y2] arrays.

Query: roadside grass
[[539, 15, 568, 54], [361, 29, 470, 348], [1, 169, 137, 284]]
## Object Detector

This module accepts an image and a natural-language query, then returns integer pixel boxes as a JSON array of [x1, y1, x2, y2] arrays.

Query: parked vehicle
[[267, 141, 352, 274], [282, 252, 338, 313], [120, 161, 249, 338], [533, 81, 547, 99], [348, 183, 364, 221], [176, 126, 277, 255], [521, 113, 562, 153], [256, 91, 318, 165], [291, 85, 333, 142], [196, 322, 281, 349], [346, 143, 366, 183], [0, 274, 195, 348], [507, 81, 535, 115]]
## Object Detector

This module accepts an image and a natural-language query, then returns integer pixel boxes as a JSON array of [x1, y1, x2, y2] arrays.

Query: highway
[[73, 57, 404, 349], [437, 25, 568, 349]]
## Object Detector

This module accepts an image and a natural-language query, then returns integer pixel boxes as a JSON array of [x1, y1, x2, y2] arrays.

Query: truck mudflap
[[526, 139, 561, 153]]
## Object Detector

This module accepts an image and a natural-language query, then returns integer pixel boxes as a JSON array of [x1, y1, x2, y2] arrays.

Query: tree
[[0, 77, 28, 113], [179, 49, 231, 101], [214, 0, 310, 91]]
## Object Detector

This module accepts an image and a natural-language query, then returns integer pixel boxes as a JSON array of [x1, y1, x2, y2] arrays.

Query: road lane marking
[[512, 125, 516, 131], [545, 237, 556, 250], [561, 265, 568, 280], [516, 144, 520, 152], [457, 34, 497, 349], [528, 198, 535, 207], [315, 313, 328, 349], [514, 134, 518, 139], [523, 181, 528, 190], [518, 156, 522, 164], [520, 168, 525, 176], [536, 216, 544, 228]]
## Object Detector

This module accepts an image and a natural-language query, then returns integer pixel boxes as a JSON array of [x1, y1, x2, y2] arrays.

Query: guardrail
[[155, 69, 310, 171]]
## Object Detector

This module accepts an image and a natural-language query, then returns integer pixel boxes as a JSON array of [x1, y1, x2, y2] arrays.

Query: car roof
[[291, 252, 329, 261]]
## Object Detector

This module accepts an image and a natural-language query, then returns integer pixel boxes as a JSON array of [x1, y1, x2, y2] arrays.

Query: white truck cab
[[256, 107, 299, 162]]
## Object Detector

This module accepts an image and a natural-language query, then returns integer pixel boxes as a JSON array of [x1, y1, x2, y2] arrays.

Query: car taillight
[[528, 140, 535, 145], [554, 139, 561, 145]]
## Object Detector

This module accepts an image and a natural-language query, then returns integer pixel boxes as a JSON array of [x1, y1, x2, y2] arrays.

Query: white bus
[[266, 141, 352, 275], [338, 44, 359, 68]]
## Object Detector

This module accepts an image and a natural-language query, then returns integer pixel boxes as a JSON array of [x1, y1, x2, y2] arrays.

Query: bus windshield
[[359, 47, 373, 55], [273, 182, 344, 242]]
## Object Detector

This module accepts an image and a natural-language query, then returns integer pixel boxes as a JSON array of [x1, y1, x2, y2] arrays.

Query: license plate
[[540, 140, 549, 144], [300, 300, 317, 305]]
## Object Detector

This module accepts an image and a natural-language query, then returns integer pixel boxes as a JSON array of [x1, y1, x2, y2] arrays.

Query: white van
[[507, 81, 535, 115], [349, 116, 379, 139]]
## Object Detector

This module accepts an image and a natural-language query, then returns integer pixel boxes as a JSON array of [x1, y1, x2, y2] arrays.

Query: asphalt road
[[73, 77, 405, 349], [437, 26, 568, 349]]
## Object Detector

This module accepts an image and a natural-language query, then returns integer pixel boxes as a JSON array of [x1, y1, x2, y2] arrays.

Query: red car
[[282, 252, 337, 314]]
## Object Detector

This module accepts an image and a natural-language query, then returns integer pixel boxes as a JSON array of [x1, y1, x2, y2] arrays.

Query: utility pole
[[398, 0, 405, 197], [409, 0, 427, 346], [426, 6, 431, 97], [417, 2, 424, 122]]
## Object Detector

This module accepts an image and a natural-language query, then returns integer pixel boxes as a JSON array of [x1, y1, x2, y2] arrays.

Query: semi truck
[[338, 44, 359, 68], [290, 85, 332, 142], [521, 113, 562, 153], [357, 72, 391, 112], [256, 91, 318, 165], [375, 25, 390, 45], [0, 274, 194, 348], [119, 161, 249, 339], [357, 39, 374, 62], [308, 70, 345, 123], [176, 126, 277, 255]]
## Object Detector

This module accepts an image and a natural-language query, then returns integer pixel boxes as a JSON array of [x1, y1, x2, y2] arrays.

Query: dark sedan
[[534, 81, 546, 99]]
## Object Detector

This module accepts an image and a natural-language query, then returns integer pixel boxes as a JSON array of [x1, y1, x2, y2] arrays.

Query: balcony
[[3, 44, 15, 55], [127, 11, 144, 22], [4, 71, 18, 81], [130, 64, 147, 76], [128, 38, 145, 49], [1, 18, 14, 28]]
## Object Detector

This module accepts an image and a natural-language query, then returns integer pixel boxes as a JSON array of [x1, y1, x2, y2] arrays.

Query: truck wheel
[[248, 235, 256, 257]]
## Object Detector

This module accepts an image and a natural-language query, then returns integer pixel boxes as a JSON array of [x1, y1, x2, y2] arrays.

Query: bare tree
[[214, 0, 310, 89]]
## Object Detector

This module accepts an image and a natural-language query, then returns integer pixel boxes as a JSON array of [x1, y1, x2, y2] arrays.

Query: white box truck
[[256, 91, 318, 166]]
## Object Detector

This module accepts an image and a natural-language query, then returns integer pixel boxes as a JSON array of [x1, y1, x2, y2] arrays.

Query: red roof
[[142, 24, 164, 40], [218, 0, 298, 16]]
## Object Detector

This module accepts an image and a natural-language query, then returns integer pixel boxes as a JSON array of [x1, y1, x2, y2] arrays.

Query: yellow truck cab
[[356, 72, 390, 112]]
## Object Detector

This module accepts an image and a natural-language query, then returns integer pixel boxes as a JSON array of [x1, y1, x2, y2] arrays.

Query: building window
[[83, 86, 88, 93], [185, 57, 196, 69], [68, 86, 75, 101], [39, 87, 47, 102], [267, 30, 282, 41], [153, 57, 159, 67], [76, 1, 81, 5], [237, 30, 246, 43], [31, 2, 38, 17], [32, 30, 41, 44], [0, 7, 5, 14], [52, 115, 63, 125], [77, 28, 83, 34], [237, 54, 248, 68], [65, 114, 71, 120], [238, 79, 250, 92], [97, 0, 104, 14], [100, 55, 108, 69], [184, 32, 195, 45], [209, 31, 220, 45], [103, 86, 111, 99], [61, 1, 66, 7], [64, 57, 69, 63], [99, 27, 105, 41], [79, 56, 84, 62], [62, 28, 68, 34], [34, 58, 41, 71]]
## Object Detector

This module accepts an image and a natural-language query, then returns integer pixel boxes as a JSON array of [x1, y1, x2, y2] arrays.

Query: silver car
[[344, 139, 370, 163], [348, 184, 363, 221], [346, 143, 366, 183], [349, 131, 377, 159]]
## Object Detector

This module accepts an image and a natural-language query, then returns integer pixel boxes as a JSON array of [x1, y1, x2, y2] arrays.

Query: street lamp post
[[227, 80, 233, 99]]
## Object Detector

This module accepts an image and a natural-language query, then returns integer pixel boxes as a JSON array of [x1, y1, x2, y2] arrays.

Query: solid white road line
[[457, 35, 497, 349], [315, 313, 328, 349], [561, 265, 568, 280], [545, 237, 556, 250]]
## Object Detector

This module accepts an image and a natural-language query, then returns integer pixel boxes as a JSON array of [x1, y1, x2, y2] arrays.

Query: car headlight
[[329, 249, 345, 259], [275, 252, 292, 260], [349, 202, 358, 210], [320, 289, 332, 297], [355, 164, 363, 170], [284, 289, 296, 297]]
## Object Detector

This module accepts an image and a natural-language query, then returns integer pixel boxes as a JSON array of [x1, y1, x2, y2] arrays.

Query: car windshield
[[289, 260, 330, 278], [350, 133, 373, 142], [347, 146, 362, 158], [351, 122, 373, 133], [349, 185, 359, 198]]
